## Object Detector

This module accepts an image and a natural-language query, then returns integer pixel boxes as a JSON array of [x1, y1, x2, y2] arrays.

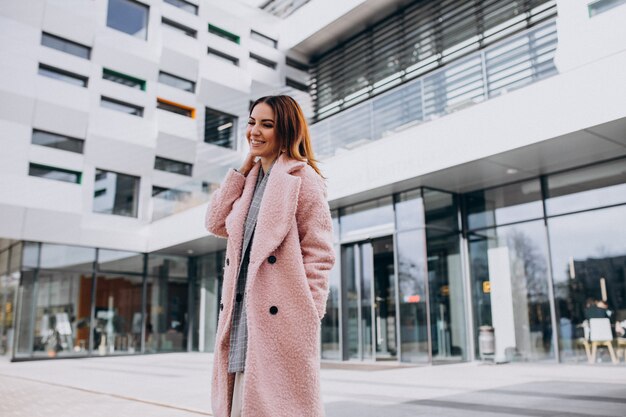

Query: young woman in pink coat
[[205, 95, 335, 417]]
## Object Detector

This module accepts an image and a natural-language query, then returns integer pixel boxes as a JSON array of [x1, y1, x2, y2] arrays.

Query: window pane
[[340, 197, 394, 240], [156, 100, 193, 118], [250, 30, 277, 48], [545, 159, 626, 216], [465, 180, 544, 230], [22, 242, 39, 270], [98, 249, 144, 274], [154, 156, 193, 176], [148, 254, 188, 278], [106, 0, 149, 40], [158, 71, 195, 92], [29, 164, 81, 184], [32, 130, 84, 154], [40, 244, 95, 272], [164, 0, 198, 15], [41, 32, 91, 59], [423, 188, 459, 232], [162, 17, 197, 38], [100, 96, 143, 117], [397, 230, 429, 363], [469, 221, 554, 362], [395, 189, 425, 230], [102, 68, 145, 90], [38, 64, 88, 87], [208, 24, 239, 44], [548, 205, 626, 362], [250, 53, 277, 69], [32, 271, 92, 357], [207, 47, 239, 65], [194, 251, 224, 352], [93, 273, 143, 355], [204, 108, 237, 149], [145, 274, 188, 352], [93, 169, 140, 217]]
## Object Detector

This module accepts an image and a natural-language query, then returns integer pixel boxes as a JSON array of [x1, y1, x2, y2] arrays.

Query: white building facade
[[1, 0, 625, 364]]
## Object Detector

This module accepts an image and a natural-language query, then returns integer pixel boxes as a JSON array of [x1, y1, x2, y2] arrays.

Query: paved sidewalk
[[1, 353, 625, 416]]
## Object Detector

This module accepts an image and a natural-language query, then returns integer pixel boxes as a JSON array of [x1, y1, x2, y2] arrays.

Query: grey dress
[[227, 163, 273, 373]]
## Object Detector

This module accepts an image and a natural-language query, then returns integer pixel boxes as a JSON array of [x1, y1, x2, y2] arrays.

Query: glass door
[[341, 236, 397, 361]]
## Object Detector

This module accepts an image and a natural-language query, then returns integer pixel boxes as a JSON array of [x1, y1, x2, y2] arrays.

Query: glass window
[[156, 98, 195, 118], [145, 274, 188, 353], [321, 245, 341, 359], [100, 96, 143, 117], [158, 71, 195, 93], [545, 159, 626, 216], [15, 271, 35, 357], [468, 221, 554, 362], [208, 24, 240, 44], [164, 0, 198, 15], [285, 77, 308, 92], [93, 169, 140, 217], [40, 244, 95, 272], [154, 156, 193, 176], [423, 188, 459, 232], [93, 273, 143, 355], [397, 230, 429, 363], [286, 57, 309, 72], [204, 107, 237, 149], [22, 242, 39, 270], [250, 53, 277, 69], [152, 186, 192, 200], [38, 64, 88, 87], [102, 68, 146, 91], [106, 0, 149, 40], [98, 249, 144, 274], [161, 17, 197, 38], [250, 30, 277, 48], [340, 197, 394, 240], [548, 205, 626, 363], [41, 32, 91, 59], [194, 251, 224, 352], [32, 270, 92, 357], [148, 254, 188, 278], [207, 47, 239, 66], [395, 189, 425, 231], [29, 163, 81, 184], [465, 180, 544, 230], [588, 0, 626, 17], [32, 129, 84, 154]]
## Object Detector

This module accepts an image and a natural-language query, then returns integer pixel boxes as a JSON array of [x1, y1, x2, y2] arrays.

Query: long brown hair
[[250, 95, 324, 177]]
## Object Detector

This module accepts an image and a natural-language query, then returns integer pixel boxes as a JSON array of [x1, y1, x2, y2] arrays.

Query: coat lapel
[[225, 163, 261, 267], [250, 154, 306, 264]]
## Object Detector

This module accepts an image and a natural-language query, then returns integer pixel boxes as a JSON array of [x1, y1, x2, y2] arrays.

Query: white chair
[[589, 318, 618, 364]]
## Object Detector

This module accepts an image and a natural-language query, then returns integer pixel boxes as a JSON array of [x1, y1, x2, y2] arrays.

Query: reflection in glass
[[146, 274, 188, 353], [40, 244, 95, 272], [397, 230, 429, 363], [32, 271, 92, 357], [546, 158, 626, 216], [22, 242, 39, 269], [395, 190, 425, 231], [15, 271, 35, 357], [106, 0, 149, 39], [340, 197, 394, 240], [93, 274, 143, 355], [465, 179, 543, 229], [372, 237, 397, 360], [93, 169, 140, 217], [99, 249, 144, 274], [341, 245, 359, 359], [469, 221, 553, 361], [548, 205, 626, 363], [322, 245, 341, 359], [194, 252, 223, 352]]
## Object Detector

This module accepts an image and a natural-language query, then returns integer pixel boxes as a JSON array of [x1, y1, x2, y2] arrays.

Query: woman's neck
[[260, 154, 279, 174]]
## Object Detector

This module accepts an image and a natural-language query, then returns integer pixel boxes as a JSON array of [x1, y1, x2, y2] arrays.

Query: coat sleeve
[[296, 171, 336, 320], [205, 169, 246, 238]]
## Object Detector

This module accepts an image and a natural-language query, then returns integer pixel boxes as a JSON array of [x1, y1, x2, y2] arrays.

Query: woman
[[205, 95, 335, 417]]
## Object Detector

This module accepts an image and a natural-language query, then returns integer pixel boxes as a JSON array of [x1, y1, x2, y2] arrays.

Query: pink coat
[[205, 153, 335, 417]]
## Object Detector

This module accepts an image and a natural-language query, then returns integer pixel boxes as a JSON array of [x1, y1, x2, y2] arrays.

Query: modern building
[[1, 0, 625, 366]]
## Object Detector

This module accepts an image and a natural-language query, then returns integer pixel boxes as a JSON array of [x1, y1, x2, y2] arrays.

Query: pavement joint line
[[0, 373, 213, 416]]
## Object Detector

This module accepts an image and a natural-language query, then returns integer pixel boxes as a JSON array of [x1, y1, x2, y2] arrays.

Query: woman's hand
[[238, 153, 256, 176]]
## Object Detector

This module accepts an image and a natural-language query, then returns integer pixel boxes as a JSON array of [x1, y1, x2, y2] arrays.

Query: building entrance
[[341, 236, 397, 361]]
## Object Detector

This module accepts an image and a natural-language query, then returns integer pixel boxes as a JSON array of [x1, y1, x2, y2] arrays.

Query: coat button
[[269, 306, 278, 315], [236, 293, 242, 302], [226, 258, 229, 266], [220, 303, 224, 311], [268, 255, 277, 264]]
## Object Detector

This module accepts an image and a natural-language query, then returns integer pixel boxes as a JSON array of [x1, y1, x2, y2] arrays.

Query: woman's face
[[247, 102, 280, 159]]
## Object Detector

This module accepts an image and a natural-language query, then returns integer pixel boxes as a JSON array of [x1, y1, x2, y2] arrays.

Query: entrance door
[[341, 236, 397, 361]]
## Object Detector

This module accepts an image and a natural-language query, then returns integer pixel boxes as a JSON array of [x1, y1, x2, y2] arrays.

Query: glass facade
[[8, 158, 626, 365]]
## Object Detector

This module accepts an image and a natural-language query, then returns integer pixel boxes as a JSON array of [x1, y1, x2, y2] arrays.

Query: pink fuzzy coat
[[205, 153, 335, 417]]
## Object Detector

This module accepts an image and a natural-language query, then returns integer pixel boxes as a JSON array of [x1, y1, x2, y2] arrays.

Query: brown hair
[[249, 95, 324, 177]]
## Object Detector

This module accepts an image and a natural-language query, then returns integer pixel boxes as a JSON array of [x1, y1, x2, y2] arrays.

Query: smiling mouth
[[250, 139, 266, 145]]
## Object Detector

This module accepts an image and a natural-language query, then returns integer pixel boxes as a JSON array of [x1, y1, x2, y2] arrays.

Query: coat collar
[[250, 153, 305, 262], [225, 153, 307, 266]]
